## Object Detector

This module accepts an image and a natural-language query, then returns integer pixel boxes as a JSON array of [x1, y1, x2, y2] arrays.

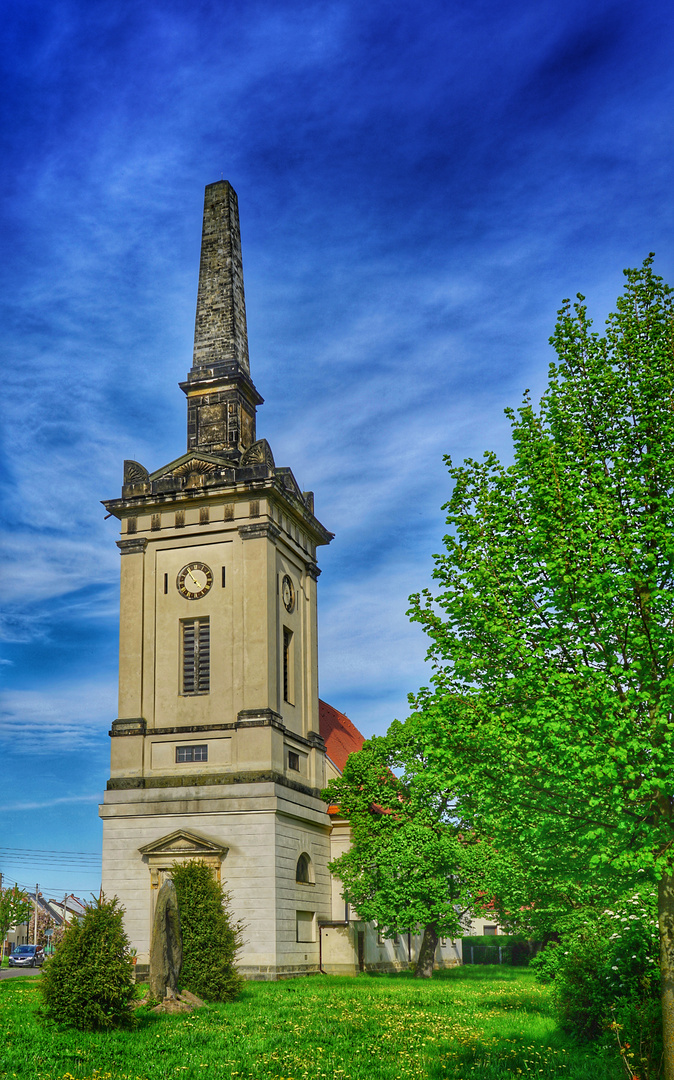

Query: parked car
[[8, 945, 45, 968]]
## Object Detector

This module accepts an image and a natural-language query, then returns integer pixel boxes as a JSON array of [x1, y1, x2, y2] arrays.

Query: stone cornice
[[238, 521, 281, 542], [106, 769, 323, 801], [103, 475, 333, 547], [109, 715, 321, 753], [237, 707, 283, 724], [116, 538, 148, 555], [179, 365, 264, 407], [307, 730, 327, 751], [110, 718, 147, 736]]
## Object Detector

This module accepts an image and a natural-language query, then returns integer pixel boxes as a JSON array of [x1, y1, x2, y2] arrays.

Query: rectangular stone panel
[[296, 910, 316, 943], [150, 737, 233, 770]]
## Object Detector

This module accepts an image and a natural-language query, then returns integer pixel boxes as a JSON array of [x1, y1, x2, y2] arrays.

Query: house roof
[[318, 699, 365, 774]]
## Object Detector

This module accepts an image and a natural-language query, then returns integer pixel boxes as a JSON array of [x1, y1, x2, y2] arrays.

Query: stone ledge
[[306, 730, 327, 752], [110, 718, 146, 736], [237, 708, 283, 725], [106, 768, 323, 801], [116, 537, 148, 555], [237, 964, 321, 981], [237, 521, 281, 542], [131, 721, 240, 737]]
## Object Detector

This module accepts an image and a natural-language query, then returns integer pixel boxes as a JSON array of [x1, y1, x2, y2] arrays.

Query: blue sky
[[2, 0, 674, 897]]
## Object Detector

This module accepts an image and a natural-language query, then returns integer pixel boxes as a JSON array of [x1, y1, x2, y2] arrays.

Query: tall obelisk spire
[[181, 182, 263, 458], [192, 181, 250, 374]]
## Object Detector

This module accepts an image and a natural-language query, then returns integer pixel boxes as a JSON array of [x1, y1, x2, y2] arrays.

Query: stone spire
[[192, 181, 250, 374], [181, 182, 263, 459]]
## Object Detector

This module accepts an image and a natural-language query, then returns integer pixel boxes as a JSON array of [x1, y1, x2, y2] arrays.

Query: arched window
[[296, 853, 311, 884]]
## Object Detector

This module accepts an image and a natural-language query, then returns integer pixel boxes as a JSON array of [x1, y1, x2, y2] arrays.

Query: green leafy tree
[[323, 717, 502, 977], [40, 895, 135, 1030], [408, 257, 674, 1073], [170, 860, 242, 1002], [0, 886, 31, 959]]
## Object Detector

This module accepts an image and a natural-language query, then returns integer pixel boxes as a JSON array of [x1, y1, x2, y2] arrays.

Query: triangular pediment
[[275, 467, 303, 500], [139, 829, 227, 858], [149, 452, 230, 482]]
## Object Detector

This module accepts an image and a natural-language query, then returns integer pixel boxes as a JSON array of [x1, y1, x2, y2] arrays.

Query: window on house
[[296, 853, 311, 883], [283, 628, 293, 703], [181, 618, 210, 695], [288, 750, 300, 772], [176, 745, 208, 763], [483, 925, 498, 936]]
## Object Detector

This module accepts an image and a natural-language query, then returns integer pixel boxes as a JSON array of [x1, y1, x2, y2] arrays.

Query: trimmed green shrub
[[171, 860, 243, 1002], [528, 940, 562, 982], [40, 895, 135, 1031], [550, 931, 613, 1042]]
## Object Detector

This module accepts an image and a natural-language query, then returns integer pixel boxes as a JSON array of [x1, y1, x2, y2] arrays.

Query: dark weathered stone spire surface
[[181, 182, 262, 459], [192, 180, 250, 374]]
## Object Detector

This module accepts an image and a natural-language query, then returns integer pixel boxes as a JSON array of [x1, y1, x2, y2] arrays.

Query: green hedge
[[170, 860, 243, 1003]]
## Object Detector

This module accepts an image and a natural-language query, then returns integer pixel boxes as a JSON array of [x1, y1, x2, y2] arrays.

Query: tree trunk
[[415, 924, 439, 978], [659, 873, 674, 1080]]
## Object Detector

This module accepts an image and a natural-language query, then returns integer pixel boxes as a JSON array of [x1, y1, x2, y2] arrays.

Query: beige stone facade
[[101, 783, 332, 978], [99, 182, 465, 979], [100, 182, 336, 978]]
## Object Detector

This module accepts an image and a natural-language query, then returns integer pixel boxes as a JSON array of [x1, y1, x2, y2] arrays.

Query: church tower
[[99, 182, 334, 979]]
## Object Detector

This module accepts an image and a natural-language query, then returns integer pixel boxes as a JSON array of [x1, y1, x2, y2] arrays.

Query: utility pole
[[33, 884, 38, 946]]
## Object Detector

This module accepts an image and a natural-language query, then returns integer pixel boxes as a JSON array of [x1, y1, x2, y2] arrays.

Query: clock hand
[[188, 570, 201, 588]]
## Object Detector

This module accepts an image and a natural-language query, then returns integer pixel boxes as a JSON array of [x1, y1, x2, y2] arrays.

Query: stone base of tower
[[99, 780, 331, 980]]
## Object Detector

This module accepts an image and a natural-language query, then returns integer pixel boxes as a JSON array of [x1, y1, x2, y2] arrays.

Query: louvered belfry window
[[181, 618, 210, 695]]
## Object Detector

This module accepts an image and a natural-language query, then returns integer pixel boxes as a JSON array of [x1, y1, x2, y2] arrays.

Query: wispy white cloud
[[0, 681, 116, 753], [2, 0, 674, 875], [0, 793, 103, 813], [0, 534, 119, 608]]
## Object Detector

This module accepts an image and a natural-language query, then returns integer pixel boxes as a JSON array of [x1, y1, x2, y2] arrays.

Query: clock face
[[177, 561, 213, 600], [281, 574, 295, 613]]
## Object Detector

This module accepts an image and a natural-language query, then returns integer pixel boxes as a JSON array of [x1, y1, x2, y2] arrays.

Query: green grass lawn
[[0, 967, 622, 1080]]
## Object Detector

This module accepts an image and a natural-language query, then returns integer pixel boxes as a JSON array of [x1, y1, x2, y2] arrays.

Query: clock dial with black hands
[[282, 574, 295, 612]]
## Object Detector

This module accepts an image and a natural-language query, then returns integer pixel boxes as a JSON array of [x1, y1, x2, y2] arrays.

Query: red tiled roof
[[319, 699, 365, 774]]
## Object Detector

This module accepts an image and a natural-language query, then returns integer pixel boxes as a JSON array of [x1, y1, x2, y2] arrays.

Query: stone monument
[[149, 880, 182, 1001]]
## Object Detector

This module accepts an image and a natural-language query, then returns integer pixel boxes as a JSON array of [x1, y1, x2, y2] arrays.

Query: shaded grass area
[[0, 967, 621, 1080]]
